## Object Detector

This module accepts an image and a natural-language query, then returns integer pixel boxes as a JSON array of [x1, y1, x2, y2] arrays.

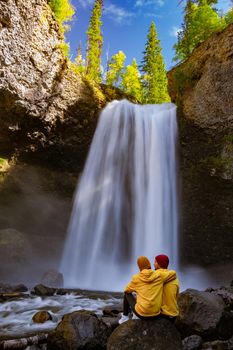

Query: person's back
[[161, 277, 179, 317], [154, 254, 179, 318], [125, 264, 176, 317]]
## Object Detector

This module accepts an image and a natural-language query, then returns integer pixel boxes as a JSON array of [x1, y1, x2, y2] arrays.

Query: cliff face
[[0, 0, 131, 282], [0, 0, 127, 170], [168, 24, 233, 267]]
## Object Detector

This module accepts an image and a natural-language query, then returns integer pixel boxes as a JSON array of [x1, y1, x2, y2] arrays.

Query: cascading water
[[61, 100, 178, 291]]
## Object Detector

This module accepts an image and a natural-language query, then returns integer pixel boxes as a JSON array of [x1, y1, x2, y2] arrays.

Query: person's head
[[154, 254, 169, 270], [137, 256, 151, 271]]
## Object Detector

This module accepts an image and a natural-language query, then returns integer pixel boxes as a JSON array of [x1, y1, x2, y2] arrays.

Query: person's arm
[[158, 269, 176, 283], [124, 274, 137, 293]]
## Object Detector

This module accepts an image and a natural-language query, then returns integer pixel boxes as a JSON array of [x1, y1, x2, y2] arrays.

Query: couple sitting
[[119, 254, 179, 324]]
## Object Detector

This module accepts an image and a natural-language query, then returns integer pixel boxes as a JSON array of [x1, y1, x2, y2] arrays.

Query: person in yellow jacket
[[154, 254, 179, 320], [118, 256, 177, 324]]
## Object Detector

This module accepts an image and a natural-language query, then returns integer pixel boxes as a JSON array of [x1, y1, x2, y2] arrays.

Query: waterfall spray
[[61, 100, 178, 291]]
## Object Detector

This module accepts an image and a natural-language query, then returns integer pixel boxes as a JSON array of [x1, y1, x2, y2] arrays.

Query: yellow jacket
[[124, 269, 176, 317], [161, 277, 179, 317]]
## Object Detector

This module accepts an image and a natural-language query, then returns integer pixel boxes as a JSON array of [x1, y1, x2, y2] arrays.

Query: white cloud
[[135, 0, 165, 8], [169, 26, 180, 38], [77, 0, 94, 8], [104, 4, 135, 24]]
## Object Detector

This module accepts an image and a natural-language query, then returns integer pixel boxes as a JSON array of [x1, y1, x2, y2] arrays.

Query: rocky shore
[[0, 281, 232, 350]]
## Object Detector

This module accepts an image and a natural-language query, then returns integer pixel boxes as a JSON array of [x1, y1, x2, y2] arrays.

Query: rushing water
[[0, 294, 118, 339], [61, 100, 178, 291]]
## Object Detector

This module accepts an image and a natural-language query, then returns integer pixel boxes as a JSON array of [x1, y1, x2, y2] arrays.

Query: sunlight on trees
[[49, 0, 75, 33], [141, 22, 170, 104], [121, 59, 142, 102], [106, 51, 126, 86]]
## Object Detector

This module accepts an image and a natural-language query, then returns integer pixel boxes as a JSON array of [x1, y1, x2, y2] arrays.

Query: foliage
[[106, 51, 126, 86], [174, 0, 225, 62], [49, 0, 75, 33], [74, 43, 86, 74], [140, 21, 170, 104], [86, 0, 103, 83], [224, 7, 233, 25], [121, 59, 142, 102]]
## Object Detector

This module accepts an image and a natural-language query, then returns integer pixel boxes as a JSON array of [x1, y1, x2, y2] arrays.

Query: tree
[[141, 22, 170, 104], [49, 0, 75, 33], [174, 0, 224, 61], [121, 59, 142, 101], [74, 43, 86, 73], [106, 51, 126, 86], [86, 0, 103, 83]]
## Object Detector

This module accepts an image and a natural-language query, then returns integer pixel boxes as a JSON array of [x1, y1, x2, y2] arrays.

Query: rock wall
[[168, 24, 233, 267]]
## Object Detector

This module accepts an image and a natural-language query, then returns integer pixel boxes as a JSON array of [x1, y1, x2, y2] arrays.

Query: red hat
[[155, 254, 169, 269]]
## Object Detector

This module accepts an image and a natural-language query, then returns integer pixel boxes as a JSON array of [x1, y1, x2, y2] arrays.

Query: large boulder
[[47, 311, 111, 350], [176, 289, 227, 339], [107, 318, 182, 350], [41, 270, 63, 288], [33, 284, 56, 296]]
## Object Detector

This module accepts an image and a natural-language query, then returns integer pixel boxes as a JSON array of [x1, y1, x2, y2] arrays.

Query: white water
[[61, 100, 178, 291], [0, 294, 117, 338]]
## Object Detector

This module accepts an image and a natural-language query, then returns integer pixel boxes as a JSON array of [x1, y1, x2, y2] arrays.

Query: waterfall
[[61, 100, 178, 291]]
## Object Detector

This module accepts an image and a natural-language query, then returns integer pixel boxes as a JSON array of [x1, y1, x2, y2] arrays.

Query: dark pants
[[123, 293, 160, 320]]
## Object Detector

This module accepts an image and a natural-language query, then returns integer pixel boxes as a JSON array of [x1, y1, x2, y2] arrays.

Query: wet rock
[[103, 302, 123, 316], [209, 286, 233, 310], [0, 283, 28, 293], [176, 289, 225, 339], [101, 316, 119, 331], [33, 284, 55, 296], [32, 311, 52, 323], [217, 311, 233, 340], [41, 270, 63, 288], [107, 318, 182, 350], [202, 339, 230, 350], [182, 335, 203, 350], [47, 310, 111, 350]]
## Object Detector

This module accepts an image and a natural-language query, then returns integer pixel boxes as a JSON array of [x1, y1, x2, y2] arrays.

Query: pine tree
[[106, 51, 126, 86], [75, 43, 85, 73], [174, 0, 224, 61], [49, 0, 75, 33], [121, 59, 142, 101], [141, 22, 170, 104], [86, 0, 103, 83]]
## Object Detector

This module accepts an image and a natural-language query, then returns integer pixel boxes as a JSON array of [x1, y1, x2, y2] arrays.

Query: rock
[[41, 270, 63, 288], [32, 311, 52, 323], [182, 335, 203, 350], [209, 286, 233, 310], [33, 284, 55, 296], [217, 311, 233, 340], [202, 339, 229, 350], [167, 24, 233, 268], [101, 316, 119, 331], [47, 310, 111, 350], [176, 289, 225, 339], [107, 318, 182, 350], [102, 302, 123, 316], [0, 283, 28, 293]]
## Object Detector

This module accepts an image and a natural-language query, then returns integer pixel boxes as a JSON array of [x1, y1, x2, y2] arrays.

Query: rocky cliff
[[0, 0, 129, 282], [168, 24, 233, 268]]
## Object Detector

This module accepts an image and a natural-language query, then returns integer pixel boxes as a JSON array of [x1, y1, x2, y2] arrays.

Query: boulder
[[182, 335, 203, 350], [47, 310, 111, 350], [33, 284, 56, 296], [41, 270, 64, 288], [107, 318, 182, 350], [0, 283, 28, 293], [32, 311, 52, 323], [202, 338, 232, 350], [176, 289, 225, 339]]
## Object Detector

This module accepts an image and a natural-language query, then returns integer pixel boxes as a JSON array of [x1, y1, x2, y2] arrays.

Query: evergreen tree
[[141, 22, 170, 104], [86, 0, 103, 83], [49, 0, 75, 33], [121, 59, 142, 101], [174, 0, 224, 61], [224, 1, 233, 25], [75, 43, 85, 73], [106, 51, 126, 86]]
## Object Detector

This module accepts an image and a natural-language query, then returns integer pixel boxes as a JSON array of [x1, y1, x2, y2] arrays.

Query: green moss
[[173, 64, 196, 96], [223, 134, 233, 143]]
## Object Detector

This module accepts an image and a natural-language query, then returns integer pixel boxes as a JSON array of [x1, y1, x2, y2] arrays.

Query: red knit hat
[[155, 254, 169, 269]]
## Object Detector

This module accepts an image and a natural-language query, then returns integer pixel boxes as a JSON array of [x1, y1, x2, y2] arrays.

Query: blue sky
[[65, 0, 232, 71]]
